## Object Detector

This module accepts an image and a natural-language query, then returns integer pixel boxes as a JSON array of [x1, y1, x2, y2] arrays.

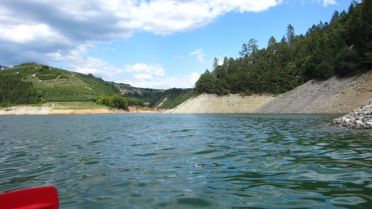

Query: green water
[[0, 114, 371, 208]]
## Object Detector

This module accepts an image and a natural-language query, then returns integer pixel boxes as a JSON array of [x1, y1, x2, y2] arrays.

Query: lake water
[[0, 114, 371, 209]]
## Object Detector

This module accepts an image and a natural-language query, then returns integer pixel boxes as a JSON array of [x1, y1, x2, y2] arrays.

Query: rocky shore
[[332, 102, 372, 129]]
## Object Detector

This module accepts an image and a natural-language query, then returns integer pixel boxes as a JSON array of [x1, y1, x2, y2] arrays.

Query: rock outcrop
[[332, 102, 372, 129]]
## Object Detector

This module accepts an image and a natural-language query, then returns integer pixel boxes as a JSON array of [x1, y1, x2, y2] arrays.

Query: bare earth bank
[[167, 94, 275, 114], [257, 70, 372, 114]]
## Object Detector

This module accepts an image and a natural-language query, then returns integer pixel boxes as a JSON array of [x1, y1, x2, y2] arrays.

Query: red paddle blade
[[0, 186, 59, 209]]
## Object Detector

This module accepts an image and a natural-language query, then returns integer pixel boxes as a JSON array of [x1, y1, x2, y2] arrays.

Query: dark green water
[[0, 114, 371, 209]]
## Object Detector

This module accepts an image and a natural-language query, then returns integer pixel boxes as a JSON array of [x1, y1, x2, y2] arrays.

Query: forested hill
[[195, 0, 372, 95]]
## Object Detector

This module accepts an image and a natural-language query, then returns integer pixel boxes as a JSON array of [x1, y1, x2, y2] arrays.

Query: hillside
[[0, 63, 118, 105], [0, 63, 194, 110], [116, 83, 195, 109], [168, 94, 275, 114], [257, 70, 372, 114]]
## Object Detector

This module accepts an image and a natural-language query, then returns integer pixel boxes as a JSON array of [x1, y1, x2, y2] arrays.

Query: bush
[[125, 97, 145, 107], [314, 61, 333, 79], [96, 95, 128, 110], [335, 47, 360, 76]]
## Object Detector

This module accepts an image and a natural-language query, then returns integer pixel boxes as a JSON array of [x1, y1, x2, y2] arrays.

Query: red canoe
[[0, 186, 59, 209]]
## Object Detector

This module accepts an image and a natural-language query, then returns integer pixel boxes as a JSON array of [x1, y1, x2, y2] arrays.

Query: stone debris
[[332, 101, 372, 129]]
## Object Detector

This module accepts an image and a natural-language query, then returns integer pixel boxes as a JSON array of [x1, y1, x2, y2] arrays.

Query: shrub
[[96, 95, 128, 110], [125, 97, 145, 107]]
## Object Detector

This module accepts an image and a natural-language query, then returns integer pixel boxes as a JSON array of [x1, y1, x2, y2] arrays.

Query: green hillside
[[0, 63, 119, 106], [0, 63, 194, 109], [116, 83, 195, 109]]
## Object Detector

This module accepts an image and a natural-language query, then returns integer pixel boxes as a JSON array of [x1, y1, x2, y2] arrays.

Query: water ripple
[[0, 114, 371, 208]]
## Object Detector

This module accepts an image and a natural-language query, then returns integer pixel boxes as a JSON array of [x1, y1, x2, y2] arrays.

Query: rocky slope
[[333, 102, 372, 129], [167, 94, 275, 114], [256, 71, 372, 114]]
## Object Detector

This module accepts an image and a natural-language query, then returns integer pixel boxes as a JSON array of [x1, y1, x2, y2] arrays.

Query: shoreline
[[0, 105, 346, 116], [0, 104, 163, 115]]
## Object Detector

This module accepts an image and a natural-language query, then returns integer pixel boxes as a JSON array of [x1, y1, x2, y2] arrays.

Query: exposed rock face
[[333, 102, 372, 129]]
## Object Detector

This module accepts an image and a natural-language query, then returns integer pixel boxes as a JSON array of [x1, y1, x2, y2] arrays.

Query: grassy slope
[[0, 63, 119, 102]]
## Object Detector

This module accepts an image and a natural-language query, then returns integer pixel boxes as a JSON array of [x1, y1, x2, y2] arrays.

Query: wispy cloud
[[322, 0, 337, 6], [190, 49, 207, 63]]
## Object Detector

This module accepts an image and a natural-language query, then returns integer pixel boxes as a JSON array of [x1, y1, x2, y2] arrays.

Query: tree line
[[196, 0, 372, 95]]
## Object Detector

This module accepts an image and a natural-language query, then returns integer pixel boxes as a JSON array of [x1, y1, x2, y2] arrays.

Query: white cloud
[[0, 0, 282, 39], [0, 0, 282, 65], [0, 0, 278, 88], [311, 0, 337, 7], [122, 63, 199, 89], [47, 47, 198, 89], [124, 70, 200, 89], [114, 0, 281, 34], [124, 63, 166, 81], [46, 45, 119, 78], [0, 24, 68, 44], [124, 63, 165, 76], [322, 0, 337, 6], [190, 49, 206, 63]]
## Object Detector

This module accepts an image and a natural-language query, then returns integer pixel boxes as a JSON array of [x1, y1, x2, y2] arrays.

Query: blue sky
[[0, 0, 354, 89]]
